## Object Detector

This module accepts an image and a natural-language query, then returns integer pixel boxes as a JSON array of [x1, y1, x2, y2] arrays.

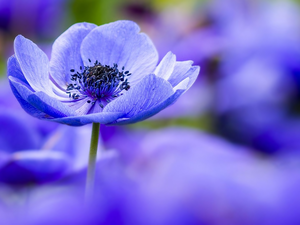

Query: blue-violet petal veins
[[14, 35, 53, 96], [80, 20, 158, 86], [50, 22, 97, 90]]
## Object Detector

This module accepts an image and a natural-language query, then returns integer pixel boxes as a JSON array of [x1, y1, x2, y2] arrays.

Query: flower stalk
[[85, 123, 100, 203]]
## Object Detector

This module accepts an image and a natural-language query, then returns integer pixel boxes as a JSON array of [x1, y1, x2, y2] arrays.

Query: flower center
[[66, 60, 131, 108]]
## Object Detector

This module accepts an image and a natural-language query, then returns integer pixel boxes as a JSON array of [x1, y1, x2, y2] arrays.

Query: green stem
[[85, 123, 100, 203]]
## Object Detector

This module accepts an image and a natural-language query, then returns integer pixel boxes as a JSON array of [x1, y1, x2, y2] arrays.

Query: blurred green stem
[[85, 123, 100, 203]]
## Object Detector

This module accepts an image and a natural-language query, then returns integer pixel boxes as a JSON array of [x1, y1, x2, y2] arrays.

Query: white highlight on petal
[[173, 77, 190, 92], [154, 52, 176, 81]]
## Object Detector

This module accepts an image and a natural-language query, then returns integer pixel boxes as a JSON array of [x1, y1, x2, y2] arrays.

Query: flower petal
[[9, 77, 75, 118], [81, 20, 158, 86], [9, 77, 48, 119], [50, 112, 125, 126], [173, 77, 190, 91], [167, 61, 194, 87], [7, 55, 30, 86], [50, 22, 97, 89], [155, 53, 201, 91], [27, 92, 76, 118], [154, 52, 176, 81], [111, 89, 185, 125], [0, 150, 70, 184], [7, 55, 45, 118], [103, 74, 174, 120], [173, 66, 200, 90], [14, 35, 53, 95]]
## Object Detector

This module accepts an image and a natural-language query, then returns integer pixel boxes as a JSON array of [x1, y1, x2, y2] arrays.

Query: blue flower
[[8, 20, 200, 126], [0, 108, 93, 185]]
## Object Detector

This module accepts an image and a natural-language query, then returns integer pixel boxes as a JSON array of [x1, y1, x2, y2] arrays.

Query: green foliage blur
[[69, 0, 201, 25]]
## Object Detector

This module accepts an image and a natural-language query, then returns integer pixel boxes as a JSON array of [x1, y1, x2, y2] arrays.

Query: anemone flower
[[8, 20, 199, 126], [7, 20, 199, 200]]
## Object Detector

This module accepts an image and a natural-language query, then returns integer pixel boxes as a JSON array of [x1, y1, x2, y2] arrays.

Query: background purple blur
[[1, 0, 300, 224]]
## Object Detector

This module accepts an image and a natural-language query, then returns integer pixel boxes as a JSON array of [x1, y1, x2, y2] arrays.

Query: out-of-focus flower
[[3, 127, 299, 225], [0, 111, 92, 184], [101, 127, 300, 225], [8, 20, 199, 126], [210, 0, 300, 153], [0, 0, 68, 39]]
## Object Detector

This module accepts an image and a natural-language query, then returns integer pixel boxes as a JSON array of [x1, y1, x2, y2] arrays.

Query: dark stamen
[[66, 61, 131, 108]]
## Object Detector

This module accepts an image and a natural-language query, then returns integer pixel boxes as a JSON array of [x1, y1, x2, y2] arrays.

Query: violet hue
[[0, 108, 92, 184], [210, 0, 300, 153], [2, 127, 299, 225], [8, 20, 199, 126], [0, 0, 67, 38], [0, 79, 58, 136]]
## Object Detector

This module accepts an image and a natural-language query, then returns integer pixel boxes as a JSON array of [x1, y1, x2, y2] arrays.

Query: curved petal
[[186, 66, 200, 89], [27, 92, 76, 118], [156, 52, 201, 90], [50, 112, 125, 126], [154, 52, 176, 80], [172, 66, 200, 90], [167, 61, 194, 87], [103, 74, 174, 119], [0, 150, 70, 184], [173, 77, 190, 91], [7, 55, 30, 86], [14, 35, 53, 96], [9, 77, 75, 118], [9, 77, 48, 119], [111, 89, 185, 125], [50, 22, 97, 89], [7, 55, 47, 118], [81, 20, 158, 86]]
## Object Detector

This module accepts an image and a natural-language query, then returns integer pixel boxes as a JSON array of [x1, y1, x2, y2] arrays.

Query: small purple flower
[[8, 20, 199, 126]]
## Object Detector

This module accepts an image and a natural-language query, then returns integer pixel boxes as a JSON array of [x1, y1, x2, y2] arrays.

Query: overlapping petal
[[154, 52, 176, 80], [50, 22, 97, 90], [50, 112, 125, 126], [81, 20, 159, 86], [113, 89, 185, 125], [7, 55, 30, 86], [14, 35, 53, 96], [156, 52, 200, 90], [104, 74, 174, 118], [9, 78, 75, 118]]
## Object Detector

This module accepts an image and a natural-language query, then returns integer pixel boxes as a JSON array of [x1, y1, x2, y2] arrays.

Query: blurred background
[[1, 0, 300, 224]]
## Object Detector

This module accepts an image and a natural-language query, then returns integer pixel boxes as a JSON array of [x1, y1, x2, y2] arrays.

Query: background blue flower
[[2, 127, 299, 225], [0, 103, 93, 184]]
